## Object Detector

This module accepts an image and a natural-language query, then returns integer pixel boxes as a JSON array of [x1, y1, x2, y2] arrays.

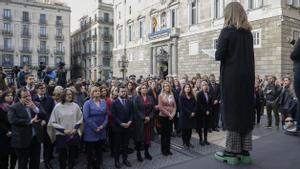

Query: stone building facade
[[0, 0, 71, 79], [113, 0, 300, 79], [71, 0, 114, 81]]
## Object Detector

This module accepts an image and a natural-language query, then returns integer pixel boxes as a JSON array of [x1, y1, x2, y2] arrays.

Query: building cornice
[[0, 0, 71, 12]]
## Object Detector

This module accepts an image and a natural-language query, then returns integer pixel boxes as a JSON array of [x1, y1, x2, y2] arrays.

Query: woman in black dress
[[179, 84, 197, 149]]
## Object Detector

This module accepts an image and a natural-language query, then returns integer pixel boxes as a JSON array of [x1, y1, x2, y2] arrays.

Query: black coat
[[132, 95, 155, 142], [33, 95, 55, 122], [179, 95, 197, 129], [111, 98, 133, 132], [291, 38, 300, 63], [215, 26, 255, 133], [0, 105, 12, 154], [7, 102, 46, 148], [196, 91, 213, 129]]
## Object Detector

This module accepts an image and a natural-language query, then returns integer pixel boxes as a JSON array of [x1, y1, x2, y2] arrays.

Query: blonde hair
[[160, 82, 173, 96], [89, 86, 99, 98], [224, 2, 251, 31]]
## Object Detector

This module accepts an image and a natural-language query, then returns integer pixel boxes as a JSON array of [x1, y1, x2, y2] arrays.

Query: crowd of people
[[0, 1, 300, 169], [0, 62, 298, 169]]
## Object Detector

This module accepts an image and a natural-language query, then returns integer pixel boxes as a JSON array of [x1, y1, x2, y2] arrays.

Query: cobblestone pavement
[[40, 115, 278, 169]]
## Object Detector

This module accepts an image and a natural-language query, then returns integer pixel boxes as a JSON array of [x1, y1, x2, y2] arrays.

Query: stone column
[[172, 42, 178, 77], [150, 47, 153, 75], [153, 47, 157, 76], [168, 43, 172, 78]]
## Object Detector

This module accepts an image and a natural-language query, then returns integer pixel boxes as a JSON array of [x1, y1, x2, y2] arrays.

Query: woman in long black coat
[[214, 2, 255, 165], [133, 84, 155, 162], [0, 91, 17, 169], [196, 81, 213, 146], [179, 84, 197, 149]]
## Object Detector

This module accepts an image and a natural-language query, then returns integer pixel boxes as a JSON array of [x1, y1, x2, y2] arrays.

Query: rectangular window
[[128, 25, 132, 42], [4, 23, 11, 31], [56, 42, 63, 51], [56, 28, 62, 36], [39, 56, 48, 65], [104, 13, 109, 22], [2, 54, 13, 67], [22, 25, 29, 35], [139, 20, 144, 39], [171, 9, 176, 28], [191, 1, 197, 25], [23, 39, 30, 49], [22, 11, 29, 22], [293, 30, 300, 40], [3, 9, 11, 19], [40, 14, 46, 24], [4, 38, 12, 49], [21, 55, 31, 66], [249, 0, 263, 9], [215, 0, 224, 18], [40, 41, 47, 50], [104, 42, 110, 51], [118, 28, 122, 45], [40, 26, 46, 35], [56, 16, 62, 25], [252, 29, 262, 48], [94, 42, 97, 52], [104, 27, 109, 35], [103, 58, 111, 67]]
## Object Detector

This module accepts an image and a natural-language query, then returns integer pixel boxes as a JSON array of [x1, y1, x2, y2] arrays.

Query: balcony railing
[[3, 15, 12, 21], [102, 34, 112, 41], [39, 19, 47, 25], [39, 33, 48, 39], [56, 20, 63, 27], [2, 30, 13, 36], [0, 46, 14, 52], [19, 47, 32, 53], [21, 31, 31, 38], [54, 47, 65, 55], [99, 17, 113, 25], [37, 47, 49, 54], [55, 34, 64, 41], [101, 50, 112, 57]]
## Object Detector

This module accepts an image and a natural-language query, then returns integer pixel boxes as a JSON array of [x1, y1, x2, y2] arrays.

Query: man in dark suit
[[209, 74, 221, 131], [34, 82, 55, 169], [111, 85, 133, 169], [7, 87, 45, 169]]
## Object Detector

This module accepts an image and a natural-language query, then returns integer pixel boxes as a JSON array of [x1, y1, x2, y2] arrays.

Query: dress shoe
[[199, 141, 205, 146], [137, 151, 143, 162], [167, 151, 173, 155], [115, 161, 121, 169], [204, 140, 210, 145], [145, 151, 152, 160], [189, 143, 195, 148], [123, 159, 132, 167]]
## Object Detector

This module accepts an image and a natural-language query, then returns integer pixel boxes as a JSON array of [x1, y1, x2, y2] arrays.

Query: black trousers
[[197, 128, 208, 142], [254, 103, 262, 124], [85, 140, 105, 169], [57, 145, 77, 169], [266, 103, 279, 127], [113, 129, 130, 162], [159, 116, 172, 154], [15, 137, 41, 169], [212, 105, 220, 129], [0, 135, 17, 169], [108, 127, 114, 156], [181, 129, 192, 146], [43, 130, 53, 163]]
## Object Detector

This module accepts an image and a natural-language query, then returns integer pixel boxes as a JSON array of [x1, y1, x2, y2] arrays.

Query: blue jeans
[[294, 65, 300, 129]]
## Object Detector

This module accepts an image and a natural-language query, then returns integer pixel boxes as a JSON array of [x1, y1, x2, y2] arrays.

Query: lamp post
[[118, 55, 129, 80]]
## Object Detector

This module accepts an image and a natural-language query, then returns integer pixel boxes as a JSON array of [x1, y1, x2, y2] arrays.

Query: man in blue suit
[[111, 85, 133, 169]]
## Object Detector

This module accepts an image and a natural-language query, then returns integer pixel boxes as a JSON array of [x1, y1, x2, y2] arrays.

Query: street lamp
[[118, 55, 129, 80]]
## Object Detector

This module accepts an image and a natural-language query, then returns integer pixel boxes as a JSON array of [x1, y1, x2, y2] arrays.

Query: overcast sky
[[63, 0, 113, 32]]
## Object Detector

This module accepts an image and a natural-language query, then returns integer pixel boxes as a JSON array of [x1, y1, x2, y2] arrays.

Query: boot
[[214, 151, 239, 165], [144, 147, 152, 160]]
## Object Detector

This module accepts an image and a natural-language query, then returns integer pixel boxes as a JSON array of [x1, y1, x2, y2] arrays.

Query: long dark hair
[[180, 84, 195, 99]]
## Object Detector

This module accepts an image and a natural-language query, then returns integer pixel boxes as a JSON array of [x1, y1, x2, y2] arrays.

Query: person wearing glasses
[[0, 91, 17, 169], [7, 87, 46, 169], [47, 89, 83, 169], [34, 82, 55, 169]]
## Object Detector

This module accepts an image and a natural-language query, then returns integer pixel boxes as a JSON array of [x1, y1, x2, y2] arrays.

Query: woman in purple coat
[[83, 86, 108, 169]]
